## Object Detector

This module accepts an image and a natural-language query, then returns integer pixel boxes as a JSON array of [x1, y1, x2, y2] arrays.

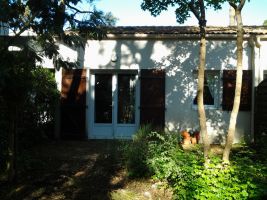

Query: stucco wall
[[82, 39, 253, 143], [261, 40, 267, 72], [42, 38, 257, 143]]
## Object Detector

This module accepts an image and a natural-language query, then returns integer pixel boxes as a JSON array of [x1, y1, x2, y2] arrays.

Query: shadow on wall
[[78, 38, 251, 143], [159, 39, 250, 143]]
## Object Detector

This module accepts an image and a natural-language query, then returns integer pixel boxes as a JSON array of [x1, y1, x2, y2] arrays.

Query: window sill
[[192, 105, 218, 110]]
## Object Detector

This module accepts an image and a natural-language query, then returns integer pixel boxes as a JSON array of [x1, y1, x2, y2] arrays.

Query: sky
[[89, 0, 267, 26]]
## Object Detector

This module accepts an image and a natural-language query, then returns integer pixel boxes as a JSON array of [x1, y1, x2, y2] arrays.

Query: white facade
[[43, 28, 267, 143]]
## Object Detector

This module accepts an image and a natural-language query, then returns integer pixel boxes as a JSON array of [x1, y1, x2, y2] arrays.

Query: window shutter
[[140, 69, 165, 129], [222, 70, 252, 111], [61, 69, 87, 139]]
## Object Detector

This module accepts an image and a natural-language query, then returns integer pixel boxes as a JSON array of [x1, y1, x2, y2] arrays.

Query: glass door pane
[[95, 74, 112, 123], [118, 74, 136, 124]]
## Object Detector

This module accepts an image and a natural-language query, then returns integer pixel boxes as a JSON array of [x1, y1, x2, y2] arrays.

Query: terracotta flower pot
[[181, 130, 191, 144], [191, 137, 197, 144], [183, 138, 191, 145], [181, 130, 190, 139]]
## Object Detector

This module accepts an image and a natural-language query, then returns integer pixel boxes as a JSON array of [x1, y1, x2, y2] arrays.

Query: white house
[[48, 26, 267, 143]]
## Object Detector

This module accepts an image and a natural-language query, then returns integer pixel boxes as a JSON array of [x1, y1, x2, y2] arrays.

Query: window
[[222, 70, 252, 111], [193, 70, 220, 108], [264, 70, 267, 80]]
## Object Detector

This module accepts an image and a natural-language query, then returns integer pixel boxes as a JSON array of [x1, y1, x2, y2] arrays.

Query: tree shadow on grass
[[0, 140, 126, 200]]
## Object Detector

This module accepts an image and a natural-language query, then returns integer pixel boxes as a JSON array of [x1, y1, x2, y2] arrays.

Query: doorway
[[89, 71, 139, 139]]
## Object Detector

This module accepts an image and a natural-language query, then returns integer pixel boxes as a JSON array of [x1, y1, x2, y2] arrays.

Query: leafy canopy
[[0, 0, 116, 68], [141, 0, 241, 24]]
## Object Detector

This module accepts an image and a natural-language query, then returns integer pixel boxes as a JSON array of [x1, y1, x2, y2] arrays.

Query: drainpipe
[[249, 35, 261, 143]]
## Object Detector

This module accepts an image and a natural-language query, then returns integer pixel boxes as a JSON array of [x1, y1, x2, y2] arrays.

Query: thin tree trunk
[[189, 0, 210, 164], [7, 107, 17, 182], [198, 25, 209, 164], [198, 0, 210, 164], [223, 3, 245, 163]]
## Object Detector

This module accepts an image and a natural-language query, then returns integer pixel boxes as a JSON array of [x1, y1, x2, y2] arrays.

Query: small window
[[193, 70, 220, 108]]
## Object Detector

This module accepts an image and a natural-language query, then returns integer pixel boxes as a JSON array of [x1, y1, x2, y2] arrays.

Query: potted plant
[[181, 130, 191, 144]]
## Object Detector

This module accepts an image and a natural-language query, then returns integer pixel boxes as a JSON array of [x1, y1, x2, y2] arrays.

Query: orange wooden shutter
[[60, 69, 87, 139]]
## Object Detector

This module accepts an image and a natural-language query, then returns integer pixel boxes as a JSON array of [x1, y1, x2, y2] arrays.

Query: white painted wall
[[83, 39, 253, 143], [261, 40, 267, 76], [43, 37, 262, 143]]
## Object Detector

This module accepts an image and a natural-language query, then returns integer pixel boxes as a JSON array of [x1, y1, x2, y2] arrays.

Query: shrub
[[18, 68, 59, 145], [124, 125, 152, 178], [124, 127, 267, 199], [0, 67, 59, 173]]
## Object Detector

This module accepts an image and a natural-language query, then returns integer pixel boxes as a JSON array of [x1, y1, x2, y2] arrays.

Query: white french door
[[89, 71, 139, 139]]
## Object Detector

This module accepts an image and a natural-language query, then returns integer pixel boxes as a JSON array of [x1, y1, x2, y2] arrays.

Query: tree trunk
[[198, 24, 209, 164], [7, 107, 18, 182], [189, 0, 210, 164], [223, 7, 244, 163]]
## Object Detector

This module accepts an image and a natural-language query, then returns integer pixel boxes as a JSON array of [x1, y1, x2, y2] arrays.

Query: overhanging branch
[[188, 0, 200, 21], [237, 0, 246, 11]]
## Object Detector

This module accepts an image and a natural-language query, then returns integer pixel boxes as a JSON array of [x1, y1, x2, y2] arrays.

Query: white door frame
[[88, 70, 140, 139]]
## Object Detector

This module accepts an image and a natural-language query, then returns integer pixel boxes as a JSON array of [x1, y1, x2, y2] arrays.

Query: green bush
[[124, 125, 152, 178], [0, 98, 8, 174], [18, 68, 59, 145], [125, 127, 267, 199], [0, 67, 59, 173]]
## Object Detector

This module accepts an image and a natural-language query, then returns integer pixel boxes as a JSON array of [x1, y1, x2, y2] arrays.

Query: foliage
[[141, 0, 228, 24], [0, 65, 59, 173], [0, 100, 8, 174], [263, 20, 267, 26], [125, 127, 267, 199], [18, 67, 59, 144], [0, 0, 116, 181], [0, 0, 116, 68], [124, 125, 153, 178]]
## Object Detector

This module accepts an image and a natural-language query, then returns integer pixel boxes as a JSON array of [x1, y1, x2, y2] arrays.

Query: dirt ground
[[0, 141, 172, 200]]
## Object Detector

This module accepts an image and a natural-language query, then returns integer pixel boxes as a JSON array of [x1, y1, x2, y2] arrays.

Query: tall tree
[[141, 0, 225, 163], [0, 0, 116, 182], [223, 0, 246, 163]]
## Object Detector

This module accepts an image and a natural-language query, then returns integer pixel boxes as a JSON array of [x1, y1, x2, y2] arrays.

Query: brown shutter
[[222, 70, 252, 111], [254, 79, 267, 139], [60, 69, 87, 139], [140, 69, 165, 129]]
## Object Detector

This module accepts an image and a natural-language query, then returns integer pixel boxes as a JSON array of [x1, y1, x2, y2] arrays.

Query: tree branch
[[237, 0, 246, 11], [65, 2, 95, 15], [1, 11, 39, 52], [188, 0, 200, 21], [65, 2, 107, 26], [199, 0, 206, 25], [229, 2, 237, 10]]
